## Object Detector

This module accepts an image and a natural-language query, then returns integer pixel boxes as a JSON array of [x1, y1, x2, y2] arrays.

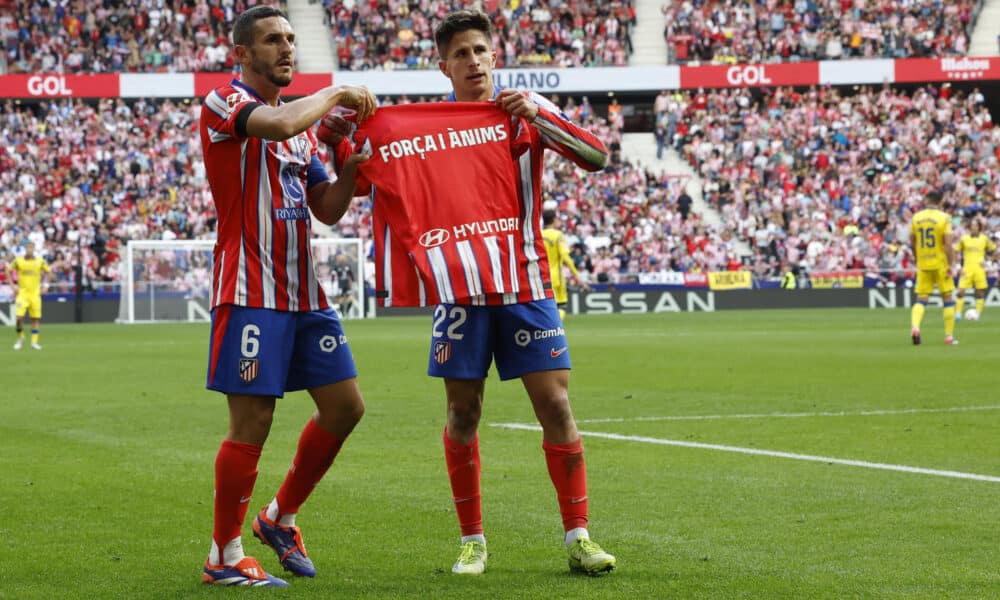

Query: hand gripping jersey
[[200, 80, 332, 311], [339, 99, 607, 307]]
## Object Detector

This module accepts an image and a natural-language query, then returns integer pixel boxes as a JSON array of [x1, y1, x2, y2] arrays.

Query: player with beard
[[198, 6, 375, 587]]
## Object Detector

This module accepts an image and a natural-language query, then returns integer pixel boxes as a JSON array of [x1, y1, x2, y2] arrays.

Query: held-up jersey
[[910, 208, 952, 271], [200, 79, 331, 311], [11, 256, 50, 295], [955, 233, 995, 272], [333, 96, 607, 307]]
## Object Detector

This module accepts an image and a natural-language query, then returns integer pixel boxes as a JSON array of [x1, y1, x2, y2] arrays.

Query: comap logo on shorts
[[419, 228, 450, 248], [514, 327, 565, 348], [319, 335, 345, 353], [319, 334, 348, 353]]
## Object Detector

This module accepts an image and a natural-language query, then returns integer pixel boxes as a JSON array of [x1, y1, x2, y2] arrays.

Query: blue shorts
[[207, 305, 357, 397], [427, 298, 571, 381]]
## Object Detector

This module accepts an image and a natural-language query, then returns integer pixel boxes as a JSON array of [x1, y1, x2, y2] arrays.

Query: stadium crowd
[[663, 0, 982, 64], [664, 83, 999, 281], [0, 0, 255, 74], [1, 81, 997, 294], [0, 96, 212, 291], [326, 0, 635, 70]]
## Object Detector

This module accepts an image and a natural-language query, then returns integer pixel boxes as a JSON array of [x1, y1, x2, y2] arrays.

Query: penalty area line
[[491, 423, 1000, 483]]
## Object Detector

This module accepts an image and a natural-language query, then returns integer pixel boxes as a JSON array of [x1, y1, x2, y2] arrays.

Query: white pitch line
[[574, 405, 1000, 424], [491, 423, 1000, 483]]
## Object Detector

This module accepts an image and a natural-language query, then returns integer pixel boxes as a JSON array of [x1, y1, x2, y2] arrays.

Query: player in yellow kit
[[542, 210, 589, 320], [954, 217, 995, 320], [8, 242, 51, 350], [908, 191, 958, 345]]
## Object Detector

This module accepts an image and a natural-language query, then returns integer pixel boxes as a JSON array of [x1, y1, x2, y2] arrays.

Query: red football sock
[[543, 437, 589, 531], [443, 429, 483, 536], [213, 440, 262, 551], [274, 418, 347, 516]]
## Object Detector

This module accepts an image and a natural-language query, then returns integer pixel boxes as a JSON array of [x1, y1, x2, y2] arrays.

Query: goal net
[[117, 238, 366, 323]]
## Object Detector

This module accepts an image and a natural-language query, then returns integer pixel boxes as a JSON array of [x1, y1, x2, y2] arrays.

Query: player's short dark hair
[[926, 190, 943, 205], [434, 10, 492, 56], [542, 209, 556, 226], [232, 5, 286, 47]]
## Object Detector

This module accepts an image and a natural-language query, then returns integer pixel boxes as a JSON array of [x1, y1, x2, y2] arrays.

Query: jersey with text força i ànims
[[910, 208, 952, 271], [336, 99, 608, 307], [200, 79, 331, 312]]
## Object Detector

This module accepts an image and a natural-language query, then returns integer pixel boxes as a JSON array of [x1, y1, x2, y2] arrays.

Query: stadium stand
[[1, 1, 997, 290], [662, 0, 984, 65], [0, 0, 242, 74], [0, 96, 210, 287], [326, 0, 636, 70], [670, 84, 999, 280]]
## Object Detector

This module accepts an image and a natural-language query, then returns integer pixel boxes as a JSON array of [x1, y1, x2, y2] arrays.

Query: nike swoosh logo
[[570, 496, 588, 504], [239, 496, 252, 503], [551, 347, 568, 358]]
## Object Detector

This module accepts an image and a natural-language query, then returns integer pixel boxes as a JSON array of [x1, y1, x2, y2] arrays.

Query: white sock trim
[[461, 534, 486, 546], [209, 536, 246, 566], [565, 527, 589, 547]]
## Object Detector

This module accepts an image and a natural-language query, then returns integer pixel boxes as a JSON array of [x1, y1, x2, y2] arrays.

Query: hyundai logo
[[419, 228, 451, 248]]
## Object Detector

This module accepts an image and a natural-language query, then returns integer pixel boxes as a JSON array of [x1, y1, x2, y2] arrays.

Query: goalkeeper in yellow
[[908, 191, 959, 345], [8, 242, 50, 350], [542, 210, 589, 320], [954, 217, 995, 320]]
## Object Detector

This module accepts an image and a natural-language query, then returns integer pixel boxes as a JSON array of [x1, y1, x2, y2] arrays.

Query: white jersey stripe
[[428, 247, 455, 304], [257, 146, 276, 309], [285, 207, 299, 311], [518, 152, 545, 300], [416, 262, 426, 306], [205, 91, 231, 121], [208, 126, 232, 143], [380, 215, 393, 308], [455, 241, 483, 305], [214, 250, 225, 306], [237, 235, 248, 305], [305, 234, 319, 311], [506, 234, 519, 295], [483, 236, 505, 294]]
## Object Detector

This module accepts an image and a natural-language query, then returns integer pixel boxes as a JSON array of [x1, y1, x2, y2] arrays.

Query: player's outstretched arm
[[246, 85, 376, 141], [307, 147, 371, 226], [495, 89, 609, 172]]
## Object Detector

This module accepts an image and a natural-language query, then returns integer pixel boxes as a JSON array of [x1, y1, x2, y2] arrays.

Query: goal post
[[117, 238, 366, 323]]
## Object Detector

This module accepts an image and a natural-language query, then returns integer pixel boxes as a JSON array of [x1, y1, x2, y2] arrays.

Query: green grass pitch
[[1, 309, 997, 598]]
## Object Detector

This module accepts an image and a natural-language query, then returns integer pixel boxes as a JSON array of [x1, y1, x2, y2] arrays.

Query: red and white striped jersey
[[337, 98, 608, 307], [200, 79, 331, 312]]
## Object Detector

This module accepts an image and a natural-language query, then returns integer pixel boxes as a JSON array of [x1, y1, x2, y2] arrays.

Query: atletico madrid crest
[[239, 358, 259, 383], [433, 341, 451, 365]]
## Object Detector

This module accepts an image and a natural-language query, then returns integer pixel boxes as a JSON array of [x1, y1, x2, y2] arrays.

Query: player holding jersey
[[321, 9, 616, 577], [542, 209, 589, 320], [954, 218, 995, 319], [909, 191, 958, 345], [8, 242, 50, 350], [198, 6, 375, 587]]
